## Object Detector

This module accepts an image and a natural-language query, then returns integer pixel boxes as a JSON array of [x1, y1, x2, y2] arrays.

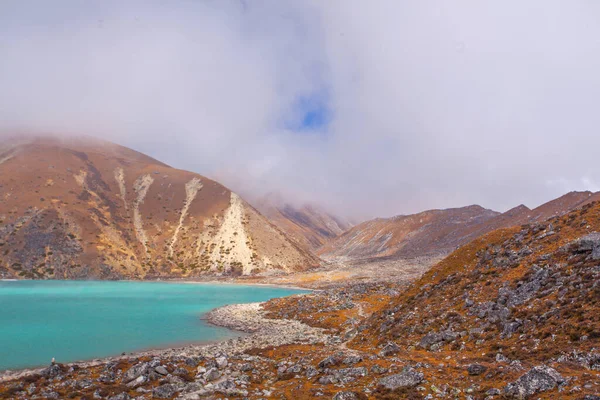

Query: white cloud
[[2, 1, 600, 219]]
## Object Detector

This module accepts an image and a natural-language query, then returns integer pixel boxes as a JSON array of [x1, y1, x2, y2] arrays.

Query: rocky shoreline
[[0, 299, 328, 383]]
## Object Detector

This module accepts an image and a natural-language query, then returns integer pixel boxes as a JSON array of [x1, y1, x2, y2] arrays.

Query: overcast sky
[[2, 1, 600, 219]]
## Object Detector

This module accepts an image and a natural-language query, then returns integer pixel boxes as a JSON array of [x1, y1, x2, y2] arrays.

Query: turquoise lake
[[0, 280, 306, 371]]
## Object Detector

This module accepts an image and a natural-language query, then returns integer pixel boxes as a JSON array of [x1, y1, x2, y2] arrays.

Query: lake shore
[[0, 297, 328, 382]]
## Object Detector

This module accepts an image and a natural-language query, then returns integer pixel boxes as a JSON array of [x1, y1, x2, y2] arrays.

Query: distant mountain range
[[318, 191, 600, 263], [1, 135, 598, 281]]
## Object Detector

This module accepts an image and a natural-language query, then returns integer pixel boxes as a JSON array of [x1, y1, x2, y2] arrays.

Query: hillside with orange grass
[[0, 136, 319, 280]]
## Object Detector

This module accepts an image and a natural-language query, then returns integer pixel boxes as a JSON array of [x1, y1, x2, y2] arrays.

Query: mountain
[[252, 193, 354, 251], [354, 200, 600, 398], [318, 205, 500, 261], [0, 136, 319, 280], [319, 191, 600, 264]]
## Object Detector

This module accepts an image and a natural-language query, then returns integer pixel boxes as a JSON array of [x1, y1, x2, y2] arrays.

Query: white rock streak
[[133, 174, 154, 253], [168, 177, 202, 257], [113, 167, 128, 211], [210, 193, 254, 274]]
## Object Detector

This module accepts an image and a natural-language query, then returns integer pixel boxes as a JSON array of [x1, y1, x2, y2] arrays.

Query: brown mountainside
[[0, 136, 319, 280], [319, 191, 600, 264], [253, 193, 354, 251], [318, 205, 500, 261]]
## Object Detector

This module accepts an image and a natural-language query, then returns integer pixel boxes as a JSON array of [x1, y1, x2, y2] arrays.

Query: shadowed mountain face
[[319, 191, 600, 263], [252, 193, 354, 251], [0, 136, 319, 280]]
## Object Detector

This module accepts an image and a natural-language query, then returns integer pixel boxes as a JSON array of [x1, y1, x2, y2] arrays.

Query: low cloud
[[2, 1, 600, 219]]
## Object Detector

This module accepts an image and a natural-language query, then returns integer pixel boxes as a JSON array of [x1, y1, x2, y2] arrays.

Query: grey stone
[[419, 332, 443, 349], [155, 366, 169, 375], [75, 378, 93, 389], [126, 374, 147, 388], [41, 390, 60, 399], [378, 368, 424, 389], [337, 367, 368, 378], [108, 393, 131, 400], [467, 364, 487, 376], [41, 364, 64, 379], [318, 355, 340, 369], [370, 365, 389, 374], [124, 362, 149, 382], [215, 356, 228, 369], [379, 342, 401, 356], [504, 365, 564, 398], [203, 367, 221, 382], [305, 366, 319, 378], [318, 375, 337, 385], [343, 355, 363, 364], [578, 233, 600, 254], [332, 392, 360, 400], [153, 383, 178, 399]]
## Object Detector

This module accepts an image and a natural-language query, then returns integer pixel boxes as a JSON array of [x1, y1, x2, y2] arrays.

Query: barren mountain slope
[[318, 205, 500, 261], [253, 193, 354, 251], [0, 136, 319, 280], [320, 191, 600, 265], [352, 200, 600, 398]]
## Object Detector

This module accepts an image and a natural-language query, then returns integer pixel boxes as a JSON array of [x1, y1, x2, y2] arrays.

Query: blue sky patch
[[284, 90, 332, 133]]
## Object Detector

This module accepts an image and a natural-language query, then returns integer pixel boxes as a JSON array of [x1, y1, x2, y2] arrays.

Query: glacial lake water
[[0, 280, 307, 371]]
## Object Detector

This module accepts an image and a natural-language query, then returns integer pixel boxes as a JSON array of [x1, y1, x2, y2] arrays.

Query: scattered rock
[[108, 393, 131, 400], [319, 355, 340, 369], [155, 366, 169, 375], [203, 367, 221, 382], [467, 364, 487, 376], [379, 342, 400, 356], [378, 368, 424, 389], [124, 362, 149, 383], [152, 383, 178, 399], [333, 391, 360, 400]]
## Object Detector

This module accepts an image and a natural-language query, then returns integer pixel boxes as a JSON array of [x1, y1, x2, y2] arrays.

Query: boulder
[[467, 364, 487, 376], [419, 332, 443, 349], [155, 366, 169, 376], [332, 392, 360, 400], [504, 366, 564, 398], [379, 342, 400, 356], [124, 362, 149, 383], [152, 383, 178, 399], [203, 367, 221, 382], [41, 364, 64, 379], [107, 393, 131, 400], [215, 356, 228, 369], [378, 368, 424, 390], [318, 355, 340, 369]]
